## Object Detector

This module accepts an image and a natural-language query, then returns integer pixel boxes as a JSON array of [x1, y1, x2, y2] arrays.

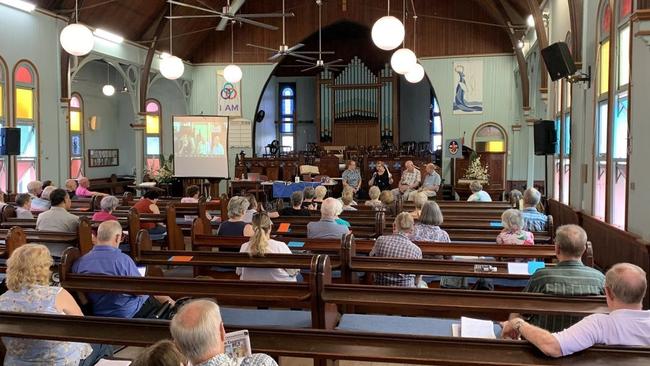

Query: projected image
[[174, 122, 226, 157]]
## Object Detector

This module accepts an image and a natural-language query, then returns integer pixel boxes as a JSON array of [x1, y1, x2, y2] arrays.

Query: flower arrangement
[[146, 154, 175, 184], [463, 152, 490, 181]]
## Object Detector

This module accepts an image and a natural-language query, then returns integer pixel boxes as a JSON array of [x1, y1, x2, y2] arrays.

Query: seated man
[[504, 263, 650, 357], [30, 182, 52, 212], [501, 225, 604, 333], [521, 187, 548, 231], [65, 179, 78, 199], [72, 221, 173, 318], [391, 160, 421, 201], [171, 299, 277, 366], [307, 197, 350, 239], [35, 188, 79, 233], [75, 177, 107, 198], [370, 212, 423, 287], [26, 180, 42, 199], [280, 191, 310, 216], [408, 163, 440, 200]]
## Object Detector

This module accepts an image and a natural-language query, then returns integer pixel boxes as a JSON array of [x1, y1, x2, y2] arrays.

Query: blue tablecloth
[[272, 181, 321, 198]]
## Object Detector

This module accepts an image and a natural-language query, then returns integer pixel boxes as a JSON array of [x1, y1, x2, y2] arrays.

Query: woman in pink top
[[496, 209, 534, 245], [91, 195, 120, 222]]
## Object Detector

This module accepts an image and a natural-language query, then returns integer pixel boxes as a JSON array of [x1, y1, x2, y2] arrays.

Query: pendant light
[[160, 2, 185, 80], [60, 0, 94, 56], [223, 19, 242, 83], [102, 62, 115, 96], [371, 0, 404, 51], [405, 13, 424, 83], [390, 0, 416, 74]]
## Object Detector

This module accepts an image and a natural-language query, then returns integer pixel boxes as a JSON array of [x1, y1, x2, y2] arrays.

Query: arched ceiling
[[35, 0, 538, 64]]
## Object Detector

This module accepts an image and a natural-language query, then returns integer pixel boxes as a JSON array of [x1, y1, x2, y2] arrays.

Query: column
[[524, 107, 535, 189], [511, 123, 522, 183], [132, 113, 145, 184]]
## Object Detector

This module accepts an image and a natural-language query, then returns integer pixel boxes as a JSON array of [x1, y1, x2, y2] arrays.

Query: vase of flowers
[[146, 154, 175, 185], [459, 152, 490, 184]]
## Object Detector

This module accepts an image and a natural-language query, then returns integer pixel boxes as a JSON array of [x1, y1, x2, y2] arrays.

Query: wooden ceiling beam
[[526, 0, 548, 50], [568, 0, 583, 66]]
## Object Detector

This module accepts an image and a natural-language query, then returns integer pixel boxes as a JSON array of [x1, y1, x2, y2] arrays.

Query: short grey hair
[[41, 186, 57, 200], [96, 220, 122, 243], [394, 212, 414, 233], [555, 224, 587, 258], [368, 186, 381, 200], [501, 209, 524, 231], [523, 187, 541, 207], [27, 180, 42, 195], [303, 186, 315, 200], [469, 181, 483, 193], [321, 197, 339, 218], [413, 192, 428, 209], [290, 191, 303, 207], [170, 299, 223, 364], [419, 201, 443, 226], [100, 195, 120, 212], [314, 186, 327, 200], [227, 196, 250, 218], [605, 263, 647, 305]]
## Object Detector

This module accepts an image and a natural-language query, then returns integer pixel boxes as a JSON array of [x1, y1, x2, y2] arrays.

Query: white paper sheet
[[460, 317, 496, 339], [507, 262, 529, 275], [95, 360, 131, 366]]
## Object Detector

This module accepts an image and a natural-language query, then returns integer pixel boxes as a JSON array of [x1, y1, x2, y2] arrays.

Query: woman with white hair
[[496, 208, 535, 245], [217, 196, 254, 237], [313, 185, 328, 205], [92, 195, 120, 222], [410, 192, 428, 220], [467, 180, 492, 202]]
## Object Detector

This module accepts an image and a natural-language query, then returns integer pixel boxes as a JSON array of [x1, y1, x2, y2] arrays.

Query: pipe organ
[[317, 57, 398, 146]]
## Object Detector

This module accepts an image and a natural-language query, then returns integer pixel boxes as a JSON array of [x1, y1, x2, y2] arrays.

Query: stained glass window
[[618, 25, 630, 88], [14, 62, 38, 193], [278, 83, 296, 151], [620, 0, 633, 19], [0, 59, 6, 193], [69, 93, 84, 178], [145, 100, 162, 173], [599, 40, 610, 95]]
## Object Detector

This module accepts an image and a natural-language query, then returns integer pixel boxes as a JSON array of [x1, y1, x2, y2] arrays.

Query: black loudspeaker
[[0, 127, 21, 155], [534, 120, 557, 156], [255, 110, 265, 123], [541, 42, 577, 81]]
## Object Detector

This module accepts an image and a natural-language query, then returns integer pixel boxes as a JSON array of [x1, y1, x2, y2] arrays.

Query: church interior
[[1, 0, 650, 364]]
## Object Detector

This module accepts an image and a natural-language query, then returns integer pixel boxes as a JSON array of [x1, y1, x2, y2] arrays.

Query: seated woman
[[180, 185, 201, 203], [31, 185, 57, 212], [365, 186, 382, 208], [341, 190, 357, 211], [338, 186, 358, 206], [411, 201, 450, 242], [302, 186, 317, 210], [15, 193, 34, 219], [133, 190, 166, 236], [92, 195, 120, 222], [509, 189, 523, 210], [0, 244, 106, 365], [217, 196, 254, 237], [132, 340, 187, 366], [280, 191, 311, 216], [238, 211, 298, 282], [243, 194, 279, 223], [378, 190, 397, 216], [467, 181, 492, 202], [368, 161, 393, 191], [410, 192, 428, 220], [313, 185, 327, 206], [496, 209, 535, 245]]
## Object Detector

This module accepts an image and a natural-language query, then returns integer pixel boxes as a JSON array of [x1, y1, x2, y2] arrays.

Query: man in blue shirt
[[72, 220, 174, 318], [521, 188, 548, 232]]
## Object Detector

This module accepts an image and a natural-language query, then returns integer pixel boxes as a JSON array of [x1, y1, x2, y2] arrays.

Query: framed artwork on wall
[[88, 149, 119, 167]]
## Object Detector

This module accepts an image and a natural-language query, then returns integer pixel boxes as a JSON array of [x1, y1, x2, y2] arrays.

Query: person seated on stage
[[75, 177, 107, 198], [132, 340, 187, 366], [370, 212, 423, 287], [365, 186, 383, 208], [36, 189, 79, 233], [341, 190, 357, 211], [302, 186, 317, 210], [238, 211, 299, 282], [410, 192, 428, 220], [411, 201, 450, 242], [242, 194, 279, 223], [467, 180, 492, 202], [181, 185, 201, 203], [0, 244, 107, 365], [509, 189, 523, 210], [379, 190, 397, 216], [503, 262, 650, 358], [92, 195, 120, 222], [521, 187, 548, 232], [496, 209, 534, 246], [31, 185, 55, 212], [217, 196, 254, 237], [171, 299, 278, 366], [279, 191, 311, 217], [342, 160, 362, 196], [15, 193, 34, 219], [391, 161, 421, 201], [408, 163, 441, 200], [72, 220, 174, 318], [65, 178, 78, 199], [313, 185, 328, 205], [133, 190, 167, 237], [501, 225, 604, 334], [307, 198, 350, 239], [368, 160, 393, 191]]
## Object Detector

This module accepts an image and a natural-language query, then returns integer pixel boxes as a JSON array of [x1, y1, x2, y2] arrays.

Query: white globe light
[[223, 64, 243, 83], [390, 48, 417, 74], [405, 63, 425, 83], [60, 23, 95, 56], [371, 16, 405, 51], [102, 84, 115, 96], [160, 55, 185, 80]]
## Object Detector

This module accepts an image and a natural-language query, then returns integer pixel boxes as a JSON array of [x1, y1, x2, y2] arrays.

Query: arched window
[[472, 123, 506, 153], [0, 56, 7, 193], [69, 93, 84, 178], [145, 99, 162, 173], [13, 61, 38, 193], [594, 0, 632, 227], [430, 94, 442, 152], [279, 83, 296, 152]]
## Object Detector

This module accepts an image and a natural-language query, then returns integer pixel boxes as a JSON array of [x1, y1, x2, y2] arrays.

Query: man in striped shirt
[[501, 224, 605, 334]]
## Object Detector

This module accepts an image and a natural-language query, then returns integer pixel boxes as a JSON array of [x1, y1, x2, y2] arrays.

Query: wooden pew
[[2, 312, 649, 366]]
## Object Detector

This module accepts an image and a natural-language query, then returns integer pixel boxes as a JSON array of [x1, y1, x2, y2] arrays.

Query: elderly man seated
[[75, 177, 107, 198], [29, 181, 51, 212], [408, 163, 440, 201], [36, 189, 79, 233], [521, 187, 548, 231], [391, 160, 421, 201], [503, 262, 650, 357], [307, 197, 350, 239]]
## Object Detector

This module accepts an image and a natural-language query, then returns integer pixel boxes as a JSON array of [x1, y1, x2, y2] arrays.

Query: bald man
[[505, 263, 650, 357], [391, 161, 421, 201], [75, 177, 107, 198], [170, 299, 277, 366]]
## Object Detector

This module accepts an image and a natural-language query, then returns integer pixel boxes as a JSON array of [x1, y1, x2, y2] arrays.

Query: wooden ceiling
[[36, 0, 537, 64]]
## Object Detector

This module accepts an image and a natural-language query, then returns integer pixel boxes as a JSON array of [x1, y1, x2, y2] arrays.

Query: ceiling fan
[[166, 0, 294, 31]]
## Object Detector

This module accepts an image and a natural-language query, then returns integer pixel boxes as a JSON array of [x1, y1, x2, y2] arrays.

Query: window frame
[[144, 99, 163, 174], [69, 92, 85, 178], [12, 60, 39, 193], [430, 91, 443, 153], [278, 82, 296, 152], [0, 56, 8, 193]]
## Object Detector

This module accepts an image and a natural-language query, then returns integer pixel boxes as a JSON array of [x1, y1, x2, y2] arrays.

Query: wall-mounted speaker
[[533, 120, 557, 156], [541, 42, 577, 81], [0, 127, 21, 155], [255, 110, 266, 123]]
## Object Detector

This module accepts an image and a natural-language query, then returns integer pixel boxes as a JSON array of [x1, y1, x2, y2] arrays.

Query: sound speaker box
[[541, 42, 577, 81], [534, 120, 557, 156], [0, 127, 21, 155]]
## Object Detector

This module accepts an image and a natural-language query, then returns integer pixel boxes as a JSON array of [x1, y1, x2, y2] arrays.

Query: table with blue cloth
[[270, 181, 322, 199]]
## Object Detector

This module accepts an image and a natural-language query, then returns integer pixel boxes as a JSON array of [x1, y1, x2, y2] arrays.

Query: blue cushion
[[149, 234, 166, 241], [221, 307, 312, 328], [336, 314, 502, 337]]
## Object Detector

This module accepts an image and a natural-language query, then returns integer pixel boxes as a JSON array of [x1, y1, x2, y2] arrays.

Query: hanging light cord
[[402, 0, 406, 47], [230, 21, 234, 63], [411, 0, 417, 52], [318, 0, 322, 56], [106, 62, 109, 84], [282, 0, 286, 45], [169, 2, 173, 55], [387, 0, 390, 16], [74, 0, 78, 22]]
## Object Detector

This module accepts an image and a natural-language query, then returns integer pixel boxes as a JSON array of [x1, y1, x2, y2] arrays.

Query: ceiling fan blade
[[216, 0, 247, 30], [301, 65, 319, 72], [286, 43, 305, 53], [246, 43, 279, 52], [238, 12, 295, 18], [288, 53, 315, 61], [324, 59, 344, 65], [235, 16, 278, 30], [216, 17, 229, 30], [294, 59, 313, 65], [268, 53, 284, 61], [167, 0, 225, 16], [294, 51, 335, 54], [165, 15, 221, 19]]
